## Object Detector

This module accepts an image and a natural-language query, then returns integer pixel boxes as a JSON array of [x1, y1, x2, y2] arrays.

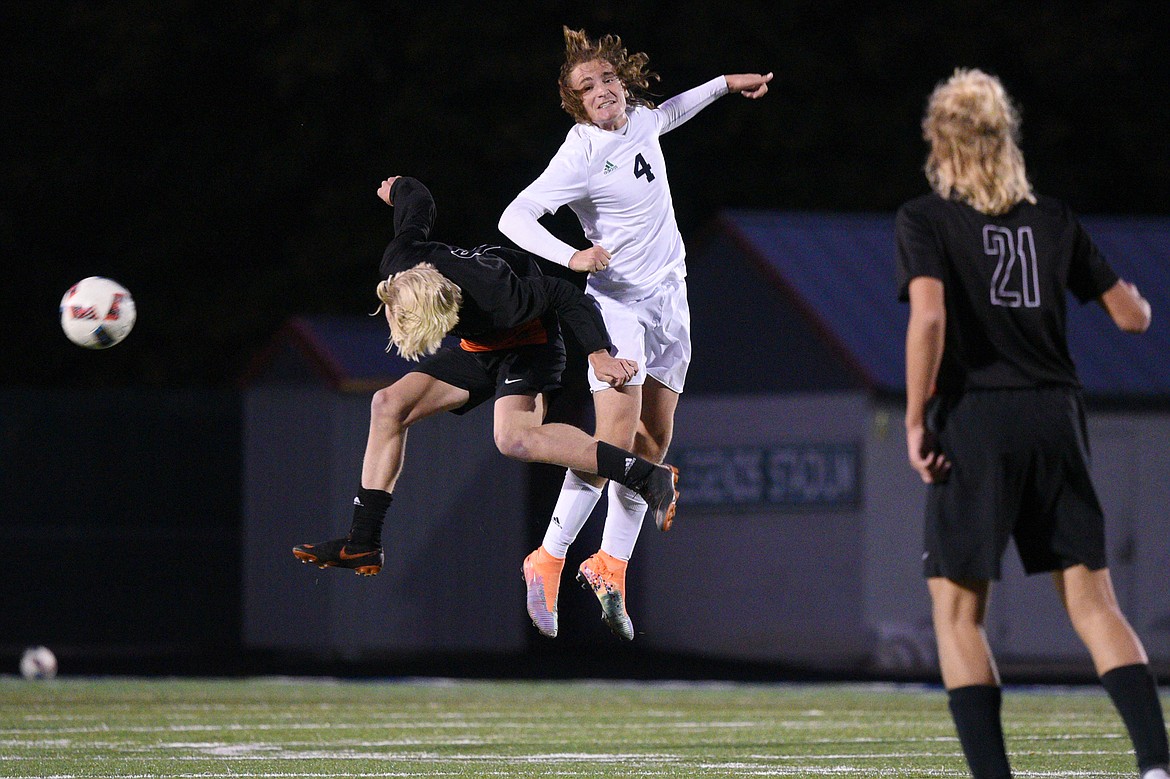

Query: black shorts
[[922, 387, 1107, 580], [412, 337, 566, 416]]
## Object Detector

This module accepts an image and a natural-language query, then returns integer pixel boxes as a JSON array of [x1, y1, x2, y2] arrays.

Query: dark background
[[2, 1, 1168, 677], [3, 1, 1167, 388]]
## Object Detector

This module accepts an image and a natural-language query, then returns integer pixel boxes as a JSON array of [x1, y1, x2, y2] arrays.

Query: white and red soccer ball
[[60, 276, 136, 349]]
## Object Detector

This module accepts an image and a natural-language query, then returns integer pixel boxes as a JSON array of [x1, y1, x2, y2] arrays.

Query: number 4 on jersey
[[633, 153, 655, 182]]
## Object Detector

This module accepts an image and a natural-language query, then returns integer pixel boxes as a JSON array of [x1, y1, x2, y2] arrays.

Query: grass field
[[0, 676, 1144, 777]]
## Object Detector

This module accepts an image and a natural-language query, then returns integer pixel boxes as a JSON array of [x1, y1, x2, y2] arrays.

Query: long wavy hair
[[558, 26, 659, 125], [375, 263, 462, 361], [922, 68, 1036, 216]]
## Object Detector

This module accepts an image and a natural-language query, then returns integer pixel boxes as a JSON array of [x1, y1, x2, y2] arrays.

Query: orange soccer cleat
[[577, 550, 634, 641], [522, 546, 565, 638]]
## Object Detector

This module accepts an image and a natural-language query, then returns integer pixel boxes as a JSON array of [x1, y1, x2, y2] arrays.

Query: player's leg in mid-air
[[523, 380, 641, 640], [583, 285, 687, 640], [292, 368, 470, 576], [575, 380, 674, 642], [494, 387, 678, 640], [524, 284, 687, 641]]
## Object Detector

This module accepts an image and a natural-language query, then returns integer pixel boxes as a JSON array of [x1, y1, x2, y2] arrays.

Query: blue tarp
[[719, 209, 1170, 397]]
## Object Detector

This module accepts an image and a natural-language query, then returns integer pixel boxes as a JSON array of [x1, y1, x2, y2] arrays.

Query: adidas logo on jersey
[[603, 160, 617, 175], [624, 457, 636, 476]]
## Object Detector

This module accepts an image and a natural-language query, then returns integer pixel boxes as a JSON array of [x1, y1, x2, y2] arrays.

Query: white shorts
[[586, 278, 691, 394]]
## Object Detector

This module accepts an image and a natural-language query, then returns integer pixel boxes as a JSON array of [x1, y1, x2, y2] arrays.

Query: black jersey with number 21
[[895, 193, 1118, 393]]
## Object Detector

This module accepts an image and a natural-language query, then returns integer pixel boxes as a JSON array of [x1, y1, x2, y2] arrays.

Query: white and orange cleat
[[577, 550, 634, 641], [522, 546, 565, 638]]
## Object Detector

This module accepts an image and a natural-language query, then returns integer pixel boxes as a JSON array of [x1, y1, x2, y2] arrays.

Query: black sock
[[948, 685, 1012, 779], [349, 488, 391, 547], [595, 441, 656, 489], [1101, 663, 1170, 773]]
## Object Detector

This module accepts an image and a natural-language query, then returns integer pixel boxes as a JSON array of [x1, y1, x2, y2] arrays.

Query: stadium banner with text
[[675, 441, 862, 512]]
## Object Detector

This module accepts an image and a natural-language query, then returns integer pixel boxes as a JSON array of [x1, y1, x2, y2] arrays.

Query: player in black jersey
[[293, 177, 679, 603], [897, 69, 1166, 779]]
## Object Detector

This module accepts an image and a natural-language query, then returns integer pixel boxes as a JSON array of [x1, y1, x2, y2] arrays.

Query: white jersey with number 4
[[500, 76, 729, 301]]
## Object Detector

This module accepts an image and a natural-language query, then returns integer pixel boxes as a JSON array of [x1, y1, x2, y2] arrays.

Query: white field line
[[0, 745, 1136, 761], [0, 762, 1132, 776]]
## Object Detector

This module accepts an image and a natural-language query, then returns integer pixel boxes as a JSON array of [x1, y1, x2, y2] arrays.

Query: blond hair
[[374, 263, 462, 361], [558, 26, 659, 125], [922, 68, 1036, 216]]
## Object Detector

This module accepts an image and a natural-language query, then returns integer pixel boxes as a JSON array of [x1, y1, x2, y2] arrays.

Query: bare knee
[[928, 578, 988, 633], [494, 427, 535, 462], [371, 387, 412, 431]]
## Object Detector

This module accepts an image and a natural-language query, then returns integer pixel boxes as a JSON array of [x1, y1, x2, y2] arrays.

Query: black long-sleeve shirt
[[380, 177, 611, 354]]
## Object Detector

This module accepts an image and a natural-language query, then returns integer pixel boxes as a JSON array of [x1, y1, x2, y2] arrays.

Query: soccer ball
[[60, 276, 137, 349], [19, 646, 58, 680]]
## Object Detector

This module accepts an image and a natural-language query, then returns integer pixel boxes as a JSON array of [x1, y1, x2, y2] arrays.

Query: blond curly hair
[[558, 26, 659, 125], [375, 263, 462, 361], [922, 68, 1036, 216]]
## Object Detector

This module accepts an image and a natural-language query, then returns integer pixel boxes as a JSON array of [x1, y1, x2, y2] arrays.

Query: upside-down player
[[294, 177, 679, 637]]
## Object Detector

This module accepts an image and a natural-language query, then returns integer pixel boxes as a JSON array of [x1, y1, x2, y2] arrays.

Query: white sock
[[1142, 768, 1170, 779], [600, 483, 646, 561], [541, 470, 604, 558]]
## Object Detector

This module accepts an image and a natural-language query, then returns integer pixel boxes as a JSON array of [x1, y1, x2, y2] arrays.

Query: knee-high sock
[[947, 685, 1012, 779], [600, 484, 646, 561], [1101, 663, 1170, 774], [350, 488, 391, 546], [541, 470, 603, 558]]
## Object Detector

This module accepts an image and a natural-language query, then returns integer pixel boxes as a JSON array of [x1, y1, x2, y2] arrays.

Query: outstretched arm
[[377, 176, 438, 278], [657, 72, 772, 132], [724, 72, 773, 98]]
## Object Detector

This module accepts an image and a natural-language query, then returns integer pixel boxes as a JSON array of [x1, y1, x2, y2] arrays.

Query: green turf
[[0, 676, 1142, 777]]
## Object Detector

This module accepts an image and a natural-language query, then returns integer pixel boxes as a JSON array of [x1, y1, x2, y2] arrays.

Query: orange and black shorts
[[413, 334, 566, 416]]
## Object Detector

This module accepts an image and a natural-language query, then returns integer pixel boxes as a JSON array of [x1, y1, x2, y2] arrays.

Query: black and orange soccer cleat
[[292, 537, 383, 576]]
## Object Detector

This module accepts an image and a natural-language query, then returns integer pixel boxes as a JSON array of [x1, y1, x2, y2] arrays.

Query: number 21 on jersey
[[984, 225, 1040, 308]]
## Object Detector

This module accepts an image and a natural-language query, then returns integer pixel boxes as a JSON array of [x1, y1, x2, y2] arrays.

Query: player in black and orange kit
[[898, 69, 1167, 779], [294, 177, 679, 606]]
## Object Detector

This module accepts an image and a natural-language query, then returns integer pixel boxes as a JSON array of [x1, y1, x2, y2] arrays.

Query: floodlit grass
[[0, 676, 1142, 777]]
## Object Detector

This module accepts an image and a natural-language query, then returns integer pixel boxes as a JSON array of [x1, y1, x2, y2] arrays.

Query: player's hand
[[589, 350, 638, 388], [377, 177, 399, 206], [726, 72, 773, 99], [906, 423, 950, 484], [569, 246, 612, 273]]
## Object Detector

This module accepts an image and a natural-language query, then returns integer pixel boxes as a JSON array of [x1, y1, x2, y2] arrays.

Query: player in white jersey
[[499, 26, 771, 641]]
